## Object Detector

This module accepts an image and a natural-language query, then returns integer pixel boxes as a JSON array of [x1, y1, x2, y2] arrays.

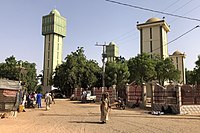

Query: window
[[176, 57, 178, 64], [47, 78, 49, 86], [47, 60, 50, 68], [57, 52, 59, 59], [48, 43, 50, 51], [176, 57, 179, 69], [48, 51, 50, 59], [49, 35, 51, 42], [150, 28, 152, 39], [150, 41, 153, 53]]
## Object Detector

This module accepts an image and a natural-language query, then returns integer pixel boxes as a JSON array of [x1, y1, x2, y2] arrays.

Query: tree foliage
[[127, 53, 180, 85], [185, 69, 196, 85], [186, 55, 200, 85], [105, 59, 130, 97], [155, 57, 180, 85], [127, 53, 156, 85], [52, 47, 101, 96], [0, 55, 38, 92]]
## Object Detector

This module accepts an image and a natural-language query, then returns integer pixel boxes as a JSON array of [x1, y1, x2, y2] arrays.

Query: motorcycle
[[115, 98, 126, 110]]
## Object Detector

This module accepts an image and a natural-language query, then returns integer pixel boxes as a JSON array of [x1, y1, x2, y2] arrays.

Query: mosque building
[[137, 17, 185, 84]]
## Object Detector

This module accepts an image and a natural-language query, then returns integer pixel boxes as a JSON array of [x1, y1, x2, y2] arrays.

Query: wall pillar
[[178, 85, 182, 114], [142, 84, 147, 108], [126, 84, 129, 104], [151, 84, 155, 110]]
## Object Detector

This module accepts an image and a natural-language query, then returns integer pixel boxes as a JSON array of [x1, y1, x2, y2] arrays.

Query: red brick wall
[[127, 83, 142, 103]]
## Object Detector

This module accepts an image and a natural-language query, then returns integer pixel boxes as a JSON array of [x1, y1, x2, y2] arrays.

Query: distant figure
[[36, 92, 43, 108], [45, 92, 52, 110], [100, 92, 111, 124], [51, 92, 55, 104]]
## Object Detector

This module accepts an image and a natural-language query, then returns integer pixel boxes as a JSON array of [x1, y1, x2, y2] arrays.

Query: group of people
[[15, 89, 113, 124], [25, 92, 43, 108], [19, 91, 55, 111]]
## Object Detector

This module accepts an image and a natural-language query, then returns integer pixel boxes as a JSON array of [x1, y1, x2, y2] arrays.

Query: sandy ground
[[1, 99, 200, 133]]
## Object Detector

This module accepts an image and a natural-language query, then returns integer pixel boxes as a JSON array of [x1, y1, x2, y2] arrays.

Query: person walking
[[51, 92, 55, 104], [36, 92, 43, 108], [45, 92, 52, 110], [100, 92, 111, 124]]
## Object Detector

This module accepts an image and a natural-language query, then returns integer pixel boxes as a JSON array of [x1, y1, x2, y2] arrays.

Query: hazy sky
[[0, 0, 200, 74]]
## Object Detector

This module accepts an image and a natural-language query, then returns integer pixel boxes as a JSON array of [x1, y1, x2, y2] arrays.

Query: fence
[[126, 82, 143, 107], [181, 85, 200, 105], [73, 86, 117, 103], [152, 85, 180, 114]]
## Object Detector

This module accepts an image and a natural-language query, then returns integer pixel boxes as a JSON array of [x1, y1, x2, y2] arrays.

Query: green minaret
[[42, 9, 66, 92]]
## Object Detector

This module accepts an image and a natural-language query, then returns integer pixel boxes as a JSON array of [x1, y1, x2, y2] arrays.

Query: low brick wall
[[73, 87, 117, 103], [152, 103, 180, 114], [126, 82, 142, 107]]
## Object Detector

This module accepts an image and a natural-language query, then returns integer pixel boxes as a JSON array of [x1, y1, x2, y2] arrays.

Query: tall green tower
[[42, 9, 66, 92]]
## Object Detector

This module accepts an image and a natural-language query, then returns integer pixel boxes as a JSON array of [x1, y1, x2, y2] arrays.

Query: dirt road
[[1, 99, 200, 133]]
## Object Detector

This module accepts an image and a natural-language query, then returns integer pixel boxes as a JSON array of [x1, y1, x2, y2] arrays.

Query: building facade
[[137, 17, 170, 59], [170, 51, 186, 84], [106, 42, 119, 62], [42, 9, 66, 92]]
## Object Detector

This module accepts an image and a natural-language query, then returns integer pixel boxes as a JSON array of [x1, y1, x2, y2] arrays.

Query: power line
[[169, 3, 200, 23], [162, 0, 181, 11], [148, 25, 200, 54], [171, 0, 193, 13], [110, 29, 136, 42], [105, 0, 200, 22]]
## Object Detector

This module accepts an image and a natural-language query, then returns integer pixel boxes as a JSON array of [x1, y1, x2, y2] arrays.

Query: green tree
[[105, 59, 130, 97], [185, 69, 196, 85], [191, 55, 200, 84], [0, 55, 18, 80], [22, 61, 38, 92], [127, 53, 156, 85], [0, 56, 38, 92], [52, 47, 101, 96], [155, 57, 180, 85]]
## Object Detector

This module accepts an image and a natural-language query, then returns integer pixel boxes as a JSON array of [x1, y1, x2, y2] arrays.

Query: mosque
[[137, 17, 186, 84]]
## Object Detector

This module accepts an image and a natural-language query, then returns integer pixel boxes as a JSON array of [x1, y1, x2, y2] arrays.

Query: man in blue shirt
[[36, 92, 43, 108]]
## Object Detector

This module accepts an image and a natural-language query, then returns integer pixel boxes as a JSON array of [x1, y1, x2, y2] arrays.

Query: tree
[[22, 61, 38, 92], [105, 59, 130, 97], [0, 55, 18, 80], [189, 55, 200, 84], [82, 60, 102, 88], [0, 55, 38, 92], [185, 69, 196, 85], [127, 53, 156, 85], [155, 57, 180, 85], [52, 47, 102, 96], [127, 53, 180, 86]]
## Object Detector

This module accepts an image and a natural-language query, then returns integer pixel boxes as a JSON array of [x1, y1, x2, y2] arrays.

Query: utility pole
[[95, 42, 107, 89]]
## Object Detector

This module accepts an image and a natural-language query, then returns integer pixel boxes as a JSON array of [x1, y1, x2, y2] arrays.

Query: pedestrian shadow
[[69, 121, 103, 124]]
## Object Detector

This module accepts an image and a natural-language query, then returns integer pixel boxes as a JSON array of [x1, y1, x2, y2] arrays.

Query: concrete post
[[142, 84, 147, 109], [178, 85, 182, 114], [112, 85, 117, 102], [151, 84, 155, 109], [126, 84, 129, 104]]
